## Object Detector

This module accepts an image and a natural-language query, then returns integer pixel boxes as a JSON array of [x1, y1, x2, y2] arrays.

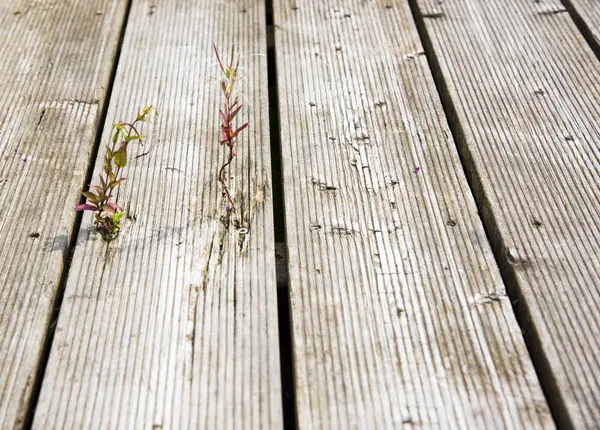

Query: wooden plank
[[273, 0, 553, 428], [413, 0, 600, 427], [0, 1, 128, 428], [563, 0, 600, 46], [32, 0, 282, 428]]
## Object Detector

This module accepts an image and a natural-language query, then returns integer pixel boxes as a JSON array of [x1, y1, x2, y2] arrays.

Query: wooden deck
[[1, 0, 599, 428]]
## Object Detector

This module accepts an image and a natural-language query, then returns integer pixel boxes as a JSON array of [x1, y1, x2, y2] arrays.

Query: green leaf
[[104, 157, 111, 175], [108, 177, 126, 188], [114, 147, 127, 168], [82, 191, 99, 202], [89, 184, 104, 199], [125, 134, 144, 143], [113, 211, 126, 225]]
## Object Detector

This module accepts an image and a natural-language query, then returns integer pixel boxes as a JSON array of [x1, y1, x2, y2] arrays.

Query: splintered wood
[[274, 0, 552, 428], [31, 0, 282, 428]]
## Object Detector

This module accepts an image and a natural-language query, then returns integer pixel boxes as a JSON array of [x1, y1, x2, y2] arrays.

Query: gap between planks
[[21, 0, 135, 427], [560, 0, 600, 62], [0, 1, 130, 428], [406, 0, 572, 427], [410, 0, 600, 427], [31, 0, 283, 428], [273, 0, 554, 428], [266, 0, 298, 426]]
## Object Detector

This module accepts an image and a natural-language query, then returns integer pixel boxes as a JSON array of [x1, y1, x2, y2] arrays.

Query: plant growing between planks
[[75, 106, 158, 240], [214, 44, 248, 220]]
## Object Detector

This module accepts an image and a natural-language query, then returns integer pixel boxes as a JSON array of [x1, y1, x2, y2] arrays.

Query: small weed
[[75, 106, 157, 240], [214, 44, 248, 217]]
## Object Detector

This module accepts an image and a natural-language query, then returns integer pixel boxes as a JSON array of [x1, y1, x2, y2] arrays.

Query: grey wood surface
[[415, 0, 600, 427], [565, 0, 600, 45], [274, 0, 554, 428], [0, 1, 127, 428], [32, 0, 282, 428]]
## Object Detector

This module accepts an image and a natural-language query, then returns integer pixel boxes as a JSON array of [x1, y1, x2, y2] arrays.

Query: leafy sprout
[[75, 106, 158, 240], [214, 44, 248, 216]]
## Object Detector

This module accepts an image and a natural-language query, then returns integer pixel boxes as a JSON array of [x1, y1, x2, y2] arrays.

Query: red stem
[[216, 46, 246, 216]]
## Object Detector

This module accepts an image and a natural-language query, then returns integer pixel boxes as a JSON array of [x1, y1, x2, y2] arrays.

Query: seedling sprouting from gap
[[75, 106, 158, 240], [214, 44, 248, 216]]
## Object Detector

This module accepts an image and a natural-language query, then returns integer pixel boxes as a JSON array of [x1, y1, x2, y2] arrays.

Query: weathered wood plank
[[32, 0, 282, 428], [274, 0, 553, 428], [414, 0, 600, 427], [0, 1, 128, 428], [564, 0, 600, 46]]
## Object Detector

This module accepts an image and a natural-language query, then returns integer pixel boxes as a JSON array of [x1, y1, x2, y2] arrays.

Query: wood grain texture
[[0, 1, 127, 428], [414, 0, 600, 427], [32, 0, 282, 428], [274, 0, 553, 428], [564, 0, 600, 46]]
